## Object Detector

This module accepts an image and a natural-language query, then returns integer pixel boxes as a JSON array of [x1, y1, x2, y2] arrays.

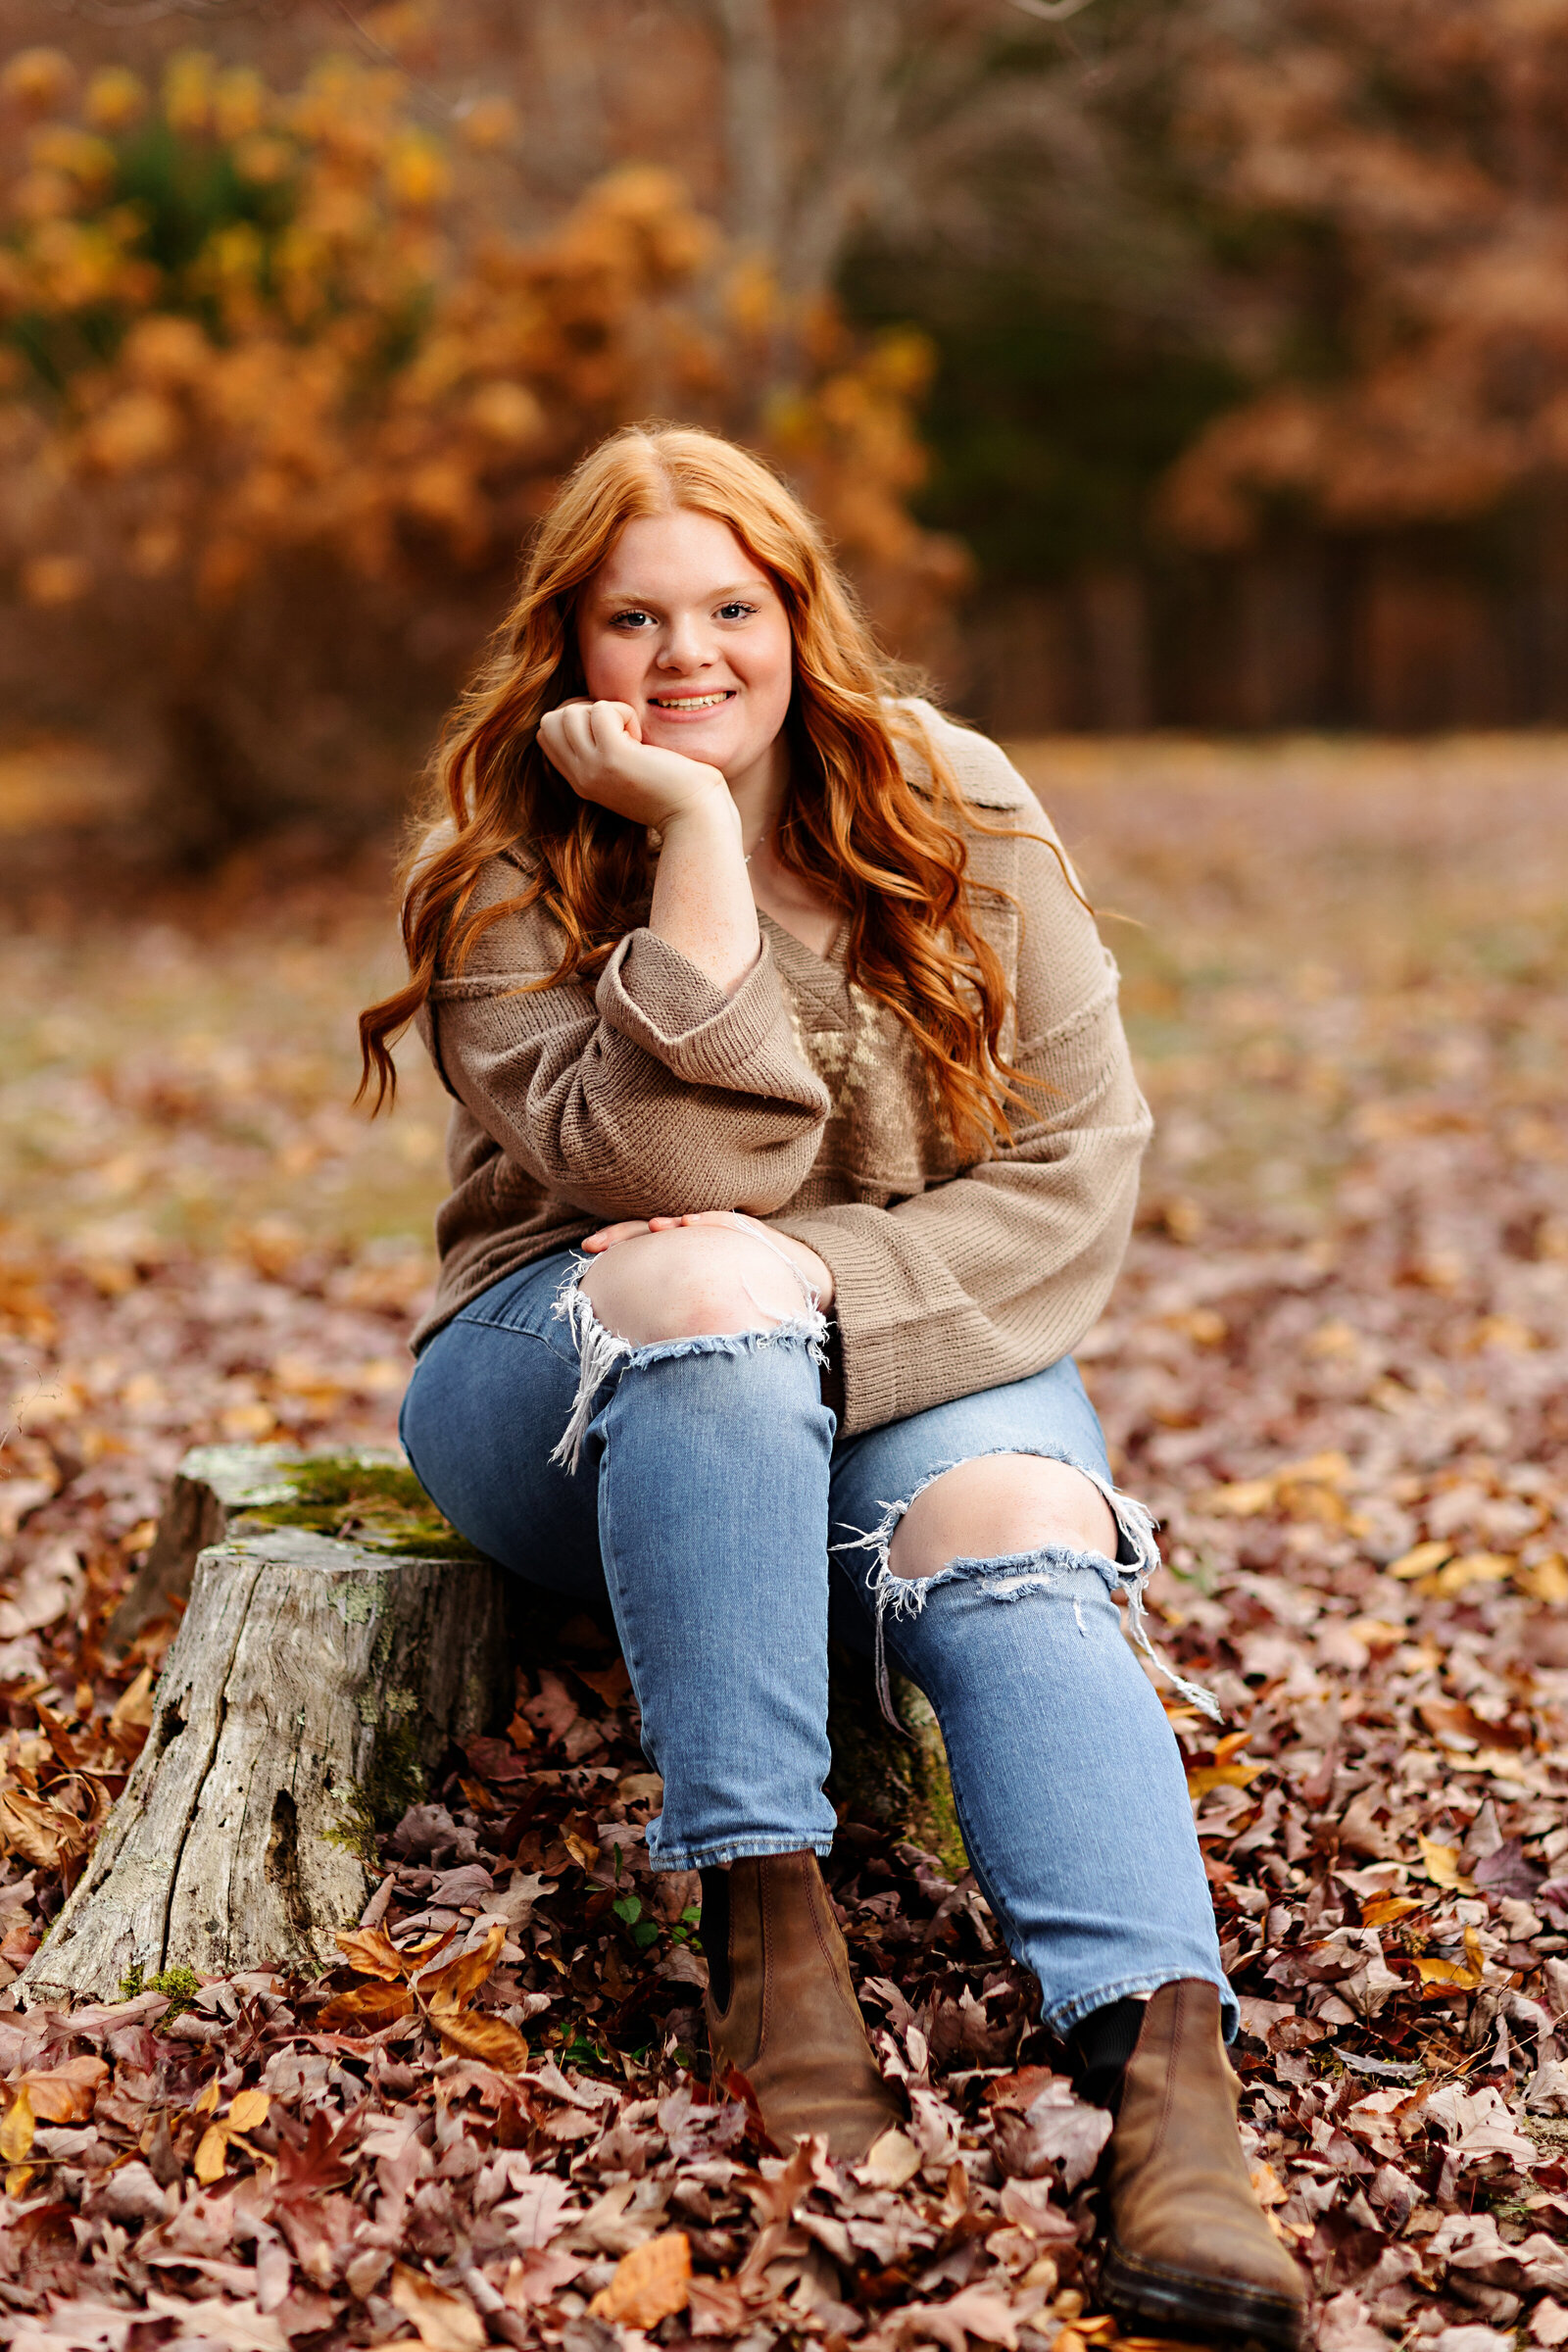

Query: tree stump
[[25, 1448, 512, 2004], [26, 1446, 964, 2004]]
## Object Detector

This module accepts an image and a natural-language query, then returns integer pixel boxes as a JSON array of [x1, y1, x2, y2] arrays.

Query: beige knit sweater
[[411, 702, 1152, 1436]]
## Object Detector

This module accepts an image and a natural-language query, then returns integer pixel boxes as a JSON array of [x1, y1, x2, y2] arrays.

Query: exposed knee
[[887, 1453, 1119, 1583], [577, 1226, 808, 1347]]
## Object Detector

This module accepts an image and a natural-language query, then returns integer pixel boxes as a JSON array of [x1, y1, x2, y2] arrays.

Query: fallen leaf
[[588, 2229, 691, 2328], [1389, 1541, 1456, 1580], [193, 2121, 229, 2182], [0, 1787, 90, 1872], [1418, 1835, 1478, 1894], [1187, 1760, 1263, 1796], [855, 2126, 923, 2188], [416, 1920, 505, 2015], [229, 2087, 270, 2132], [0, 2087, 33, 2164], [316, 1981, 413, 2032], [389, 2263, 487, 2351], [0, 1540, 83, 1638], [433, 2009, 527, 2069], [334, 1925, 412, 1981], [14, 2055, 107, 2123], [108, 1665, 157, 1739], [1414, 1928, 1486, 1990]]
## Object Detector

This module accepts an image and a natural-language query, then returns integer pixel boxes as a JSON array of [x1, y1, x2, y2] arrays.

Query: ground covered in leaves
[[0, 737, 1565, 2352]]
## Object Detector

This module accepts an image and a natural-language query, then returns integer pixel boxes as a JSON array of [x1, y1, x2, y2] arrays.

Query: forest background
[[4, 0, 1568, 857], [0, 6, 1567, 2350]]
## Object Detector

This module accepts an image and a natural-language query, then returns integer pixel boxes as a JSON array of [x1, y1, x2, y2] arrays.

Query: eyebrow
[[591, 577, 773, 607]]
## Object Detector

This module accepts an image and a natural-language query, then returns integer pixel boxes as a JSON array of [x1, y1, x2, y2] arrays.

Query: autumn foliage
[[0, 41, 957, 849], [1160, 0, 1568, 548]]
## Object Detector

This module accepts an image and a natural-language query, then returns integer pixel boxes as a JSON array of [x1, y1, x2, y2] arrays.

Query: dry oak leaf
[[1419, 1835, 1479, 1895], [1414, 1927, 1487, 1990], [317, 1981, 413, 2033], [855, 2126, 923, 2189], [890, 2288, 1023, 2350], [390, 2264, 488, 2351], [108, 1665, 157, 1740], [0, 1787, 90, 1872], [416, 1919, 505, 2014], [13, 2053, 107, 2122], [588, 2228, 692, 2328], [433, 2008, 527, 2070], [334, 1924, 411, 1981]]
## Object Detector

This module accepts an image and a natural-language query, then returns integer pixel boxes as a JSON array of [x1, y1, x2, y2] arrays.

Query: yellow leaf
[[433, 2010, 527, 2071], [0, 2088, 33, 2165], [416, 1921, 505, 2017], [1414, 1929, 1486, 1991], [228, 2088, 270, 2132], [1516, 1556, 1568, 1604], [1204, 1476, 1277, 1518], [1250, 2161, 1286, 2208], [1430, 1552, 1514, 1599], [1417, 1835, 1477, 1894], [389, 2263, 487, 2352], [318, 1982, 413, 2033], [588, 2230, 692, 2328], [108, 1665, 157, 1737], [334, 1924, 411, 1981], [1187, 1761, 1262, 1797], [5, 2165, 36, 2198], [193, 2121, 229, 2183], [192, 2074, 221, 2118], [1388, 1541, 1455, 1581], [1360, 1894, 1426, 1930]]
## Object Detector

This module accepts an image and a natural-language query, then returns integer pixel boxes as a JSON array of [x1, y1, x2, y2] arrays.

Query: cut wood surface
[[25, 1447, 511, 2003]]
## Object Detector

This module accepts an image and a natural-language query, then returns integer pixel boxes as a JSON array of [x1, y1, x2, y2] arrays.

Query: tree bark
[[26, 1450, 511, 2004], [27, 1446, 964, 2004]]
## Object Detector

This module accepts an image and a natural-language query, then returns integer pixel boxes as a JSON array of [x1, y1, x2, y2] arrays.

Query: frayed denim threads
[[549, 1250, 829, 1474], [833, 1445, 1222, 1726]]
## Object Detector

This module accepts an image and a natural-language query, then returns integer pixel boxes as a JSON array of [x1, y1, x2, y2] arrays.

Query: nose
[[655, 611, 714, 672]]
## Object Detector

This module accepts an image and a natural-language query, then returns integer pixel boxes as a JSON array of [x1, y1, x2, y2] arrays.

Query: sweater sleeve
[[421, 896, 831, 1223], [773, 824, 1152, 1435]]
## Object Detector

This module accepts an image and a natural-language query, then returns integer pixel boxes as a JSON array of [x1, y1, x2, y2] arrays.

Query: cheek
[[579, 628, 640, 702], [743, 622, 795, 725]]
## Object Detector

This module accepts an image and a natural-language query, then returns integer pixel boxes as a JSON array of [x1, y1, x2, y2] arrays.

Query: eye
[[610, 608, 654, 630], [716, 600, 758, 621]]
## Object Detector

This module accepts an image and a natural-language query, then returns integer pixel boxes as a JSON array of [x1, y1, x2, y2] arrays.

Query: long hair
[[359, 423, 1033, 1158]]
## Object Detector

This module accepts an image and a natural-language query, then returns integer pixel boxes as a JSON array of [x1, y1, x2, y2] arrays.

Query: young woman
[[361, 425, 1303, 2349]]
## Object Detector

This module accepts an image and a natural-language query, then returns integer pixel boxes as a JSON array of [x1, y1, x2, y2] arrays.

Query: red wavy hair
[[359, 423, 1036, 1158]]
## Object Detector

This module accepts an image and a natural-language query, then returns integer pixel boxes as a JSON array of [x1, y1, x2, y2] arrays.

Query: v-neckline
[[758, 904, 848, 975]]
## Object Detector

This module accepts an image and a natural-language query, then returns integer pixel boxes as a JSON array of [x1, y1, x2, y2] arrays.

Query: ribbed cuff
[[597, 930, 795, 1086]]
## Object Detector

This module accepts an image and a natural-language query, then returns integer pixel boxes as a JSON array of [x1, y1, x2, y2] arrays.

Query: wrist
[[658, 776, 738, 842]]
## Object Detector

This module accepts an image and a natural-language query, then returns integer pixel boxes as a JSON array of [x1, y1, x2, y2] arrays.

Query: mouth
[[647, 690, 736, 716]]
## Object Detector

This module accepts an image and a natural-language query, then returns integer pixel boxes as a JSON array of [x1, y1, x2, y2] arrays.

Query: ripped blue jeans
[[399, 1246, 1232, 2035]]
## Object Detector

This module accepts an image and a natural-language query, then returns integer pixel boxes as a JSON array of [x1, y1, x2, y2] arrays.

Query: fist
[[537, 699, 728, 832]]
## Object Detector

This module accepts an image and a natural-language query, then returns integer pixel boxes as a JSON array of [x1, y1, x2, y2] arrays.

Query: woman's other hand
[[581, 1209, 835, 1310], [538, 698, 728, 833]]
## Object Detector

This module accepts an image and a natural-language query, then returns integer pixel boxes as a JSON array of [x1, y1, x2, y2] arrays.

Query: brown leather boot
[[1099, 1980, 1305, 2348], [704, 1851, 903, 2160]]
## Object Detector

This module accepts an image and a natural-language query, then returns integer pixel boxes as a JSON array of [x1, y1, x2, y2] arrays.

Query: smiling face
[[577, 507, 795, 786]]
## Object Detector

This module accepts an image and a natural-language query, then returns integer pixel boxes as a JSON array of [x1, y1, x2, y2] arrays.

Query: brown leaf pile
[[0, 740, 1565, 2347]]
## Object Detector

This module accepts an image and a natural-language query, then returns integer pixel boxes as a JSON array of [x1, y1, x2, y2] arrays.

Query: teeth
[[652, 693, 730, 710]]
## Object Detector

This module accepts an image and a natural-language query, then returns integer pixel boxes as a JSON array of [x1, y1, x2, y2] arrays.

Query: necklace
[[743, 830, 770, 868]]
